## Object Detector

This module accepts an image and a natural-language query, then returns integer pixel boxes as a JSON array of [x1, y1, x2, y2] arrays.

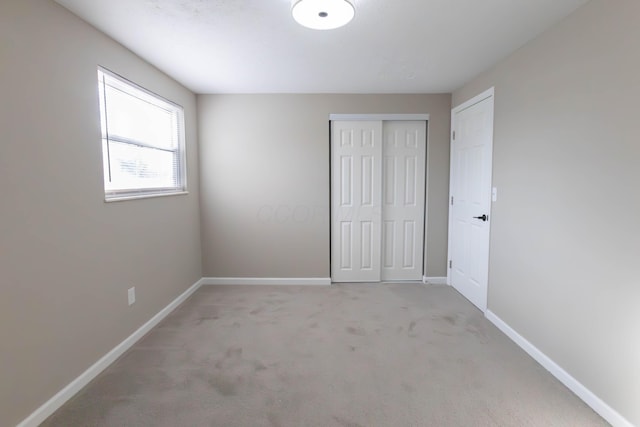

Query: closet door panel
[[381, 121, 426, 281], [331, 121, 383, 282]]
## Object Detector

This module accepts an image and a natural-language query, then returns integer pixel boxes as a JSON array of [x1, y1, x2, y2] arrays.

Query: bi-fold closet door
[[331, 120, 426, 282]]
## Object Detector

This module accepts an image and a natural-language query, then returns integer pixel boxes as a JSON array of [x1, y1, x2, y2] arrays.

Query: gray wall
[[0, 1, 202, 426], [198, 94, 451, 279], [453, 0, 640, 424]]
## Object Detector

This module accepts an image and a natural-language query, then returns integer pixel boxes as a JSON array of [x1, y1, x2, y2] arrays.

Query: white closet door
[[381, 121, 426, 281], [331, 121, 383, 282]]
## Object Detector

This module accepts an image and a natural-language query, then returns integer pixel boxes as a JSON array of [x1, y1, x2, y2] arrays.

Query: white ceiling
[[54, 0, 589, 94]]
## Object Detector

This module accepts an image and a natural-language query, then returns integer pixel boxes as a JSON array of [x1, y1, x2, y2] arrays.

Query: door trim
[[452, 88, 494, 115], [330, 114, 430, 121], [447, 87, 495, 307]]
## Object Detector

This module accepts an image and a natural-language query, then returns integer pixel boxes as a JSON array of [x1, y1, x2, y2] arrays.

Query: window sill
[[104, 191, 189, 203]]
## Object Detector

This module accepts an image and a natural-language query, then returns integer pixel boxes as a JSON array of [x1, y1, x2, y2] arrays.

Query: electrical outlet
[[128, 287, 136, 306]]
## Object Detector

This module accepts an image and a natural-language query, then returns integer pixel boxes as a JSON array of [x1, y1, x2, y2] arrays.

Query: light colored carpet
[[42, 283, 608, 426]]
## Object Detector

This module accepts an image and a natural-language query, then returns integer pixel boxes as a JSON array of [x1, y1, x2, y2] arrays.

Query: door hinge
[[450, 196, 454, 206], [449, 260, 452, 269], [452, 131, 456, 141]]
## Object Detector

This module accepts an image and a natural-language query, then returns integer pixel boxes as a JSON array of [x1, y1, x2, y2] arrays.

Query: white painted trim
[[201, 277, 332, 286], [452, 87, 495, 113], [380, 280, 423, 284], [486, 310, 633, 427], [17, 279, 204, 427], [104, 191, 189, 203], [329, 113, 429, 121], [423, 276, 448, 285]]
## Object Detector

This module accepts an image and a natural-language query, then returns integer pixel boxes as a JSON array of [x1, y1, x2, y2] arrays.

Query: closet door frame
[[329, 114, 430, 283]]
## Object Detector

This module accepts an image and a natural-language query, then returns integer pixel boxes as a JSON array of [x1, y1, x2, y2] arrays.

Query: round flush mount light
[[291, 0, 355, 30]]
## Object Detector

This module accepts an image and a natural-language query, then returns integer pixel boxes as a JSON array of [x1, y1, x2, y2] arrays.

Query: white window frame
[[97, 67, 187, 201]]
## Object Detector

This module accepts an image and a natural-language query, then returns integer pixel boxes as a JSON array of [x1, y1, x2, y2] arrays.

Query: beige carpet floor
[[42, 283, 608, 426]]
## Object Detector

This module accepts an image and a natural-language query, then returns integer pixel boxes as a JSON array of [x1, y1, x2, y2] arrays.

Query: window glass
[[97, 68, 186, 199]]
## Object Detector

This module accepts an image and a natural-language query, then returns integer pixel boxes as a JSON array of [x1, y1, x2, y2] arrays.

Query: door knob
[[473, 214, 488, 222]]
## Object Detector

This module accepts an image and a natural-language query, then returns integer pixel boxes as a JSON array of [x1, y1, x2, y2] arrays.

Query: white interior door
[[331, 121, 383, 282], [331, 119, 426, 283], [381, 121, 426, 281], [448, 89, 494, 312]]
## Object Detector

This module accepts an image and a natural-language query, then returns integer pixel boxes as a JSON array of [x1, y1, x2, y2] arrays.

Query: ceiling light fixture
[[291, 0, 355, 30]]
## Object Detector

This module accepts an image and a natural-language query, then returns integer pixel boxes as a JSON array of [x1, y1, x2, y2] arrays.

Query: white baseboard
[[17, 278, 204, 427], [485, 310, 633, 427], [201, 277, 331, 286], [423, 276, 448, 285]]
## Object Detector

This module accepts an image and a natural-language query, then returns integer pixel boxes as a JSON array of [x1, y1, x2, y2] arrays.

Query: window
[[97, 67, 186, 200]]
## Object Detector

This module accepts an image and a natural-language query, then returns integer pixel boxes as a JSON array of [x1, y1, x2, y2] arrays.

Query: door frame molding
[[447, 87, 495, 297], [451, 88, 494, 117], [330, 114, 429, 121], [329, 113, 430, 283]]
